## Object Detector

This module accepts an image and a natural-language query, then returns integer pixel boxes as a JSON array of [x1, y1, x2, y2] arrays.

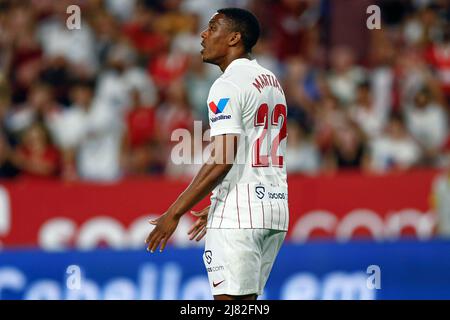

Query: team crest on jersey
[[209, 98, 230, 114]]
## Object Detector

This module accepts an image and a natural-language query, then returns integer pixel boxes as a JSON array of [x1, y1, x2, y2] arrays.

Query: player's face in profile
[[200, 13, 232, 65]]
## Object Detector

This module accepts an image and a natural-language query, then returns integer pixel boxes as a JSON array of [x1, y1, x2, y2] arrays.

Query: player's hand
[[145, 212, 180, 253], [187, 205, 210, 242]]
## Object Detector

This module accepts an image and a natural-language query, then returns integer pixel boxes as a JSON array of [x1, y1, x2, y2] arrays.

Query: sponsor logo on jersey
[[269, 192, 286, 199], [208, 98, 230, 114], [204, 250, 212, 264], [255, 186, 265, 199], [210, 114, 232, 122], [254, 185, 287, 201], [268, 192, 286, 200], [204, 250, 224, 273], [206, 265, 225, 273]]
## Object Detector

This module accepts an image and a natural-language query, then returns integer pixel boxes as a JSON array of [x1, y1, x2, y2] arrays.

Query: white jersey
[[206, 58, 289, 231]]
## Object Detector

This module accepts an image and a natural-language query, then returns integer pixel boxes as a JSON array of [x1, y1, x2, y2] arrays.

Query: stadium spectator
[[349, 82, 386, 139], [12, 122, 60, 178], [314, 95, 346, 152], [368, 112, 421, 172], [327, 46, 366, 107], [156, 79, 194, 142], [147, 43, 190, 90], [252, 35, 282, 78], [4, 83, 61, 141], [270, 0, 322, 61], [284, 55, 323, 132], [3, 3, 43, 104], [104, 0, 137, 22], [286, 120, 320, 174], [367, 29, 395, 125], [0, 0, 448, 180], [405, 87, 448, 164], [0, 76, 13, 142], [184, 54, 219, 123], [49, 80, 124, 181], [0, 131, 18, 178], [180, 0, 229, 30], [121, 3, 168, 58], [124, 90, 156, 149], [425, 26, 450, 104], [122, 89, 163, 176], [171, 13, 203, 57], [90, 10, 120, 70], [325, 120, 368, 171], [36, 1, 98, 77], [95, 41, 157, 117]]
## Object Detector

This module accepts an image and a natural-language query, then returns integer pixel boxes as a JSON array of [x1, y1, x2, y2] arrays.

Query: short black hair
[[217, 7, 260, 53]]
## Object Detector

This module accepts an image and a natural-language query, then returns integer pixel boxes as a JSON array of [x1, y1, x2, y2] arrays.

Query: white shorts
[[203, 228, 286, 297]]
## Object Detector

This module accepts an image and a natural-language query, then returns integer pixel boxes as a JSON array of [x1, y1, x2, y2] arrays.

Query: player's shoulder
[[226, 59, 274, 78], [210, 76, 241, 95]]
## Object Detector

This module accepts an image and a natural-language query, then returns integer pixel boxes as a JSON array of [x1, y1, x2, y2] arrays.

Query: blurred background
[[0, 0, 450, 300]]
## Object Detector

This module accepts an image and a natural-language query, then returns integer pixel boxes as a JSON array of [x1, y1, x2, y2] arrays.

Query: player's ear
[[228, 32, 241, 47]]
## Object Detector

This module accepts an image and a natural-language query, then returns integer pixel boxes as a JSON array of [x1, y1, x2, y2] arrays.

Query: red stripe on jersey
[[270, 202, 273, 229], [247, 184, 253, 228], [261, 202, 265, 229], [277, 202, 282, 229], [283, 201, 288, 230], [236, 184, 241, 228], [218, 185, 230, 228]]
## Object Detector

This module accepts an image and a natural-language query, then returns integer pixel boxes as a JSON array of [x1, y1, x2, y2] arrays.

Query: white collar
[[223, 58, 257, 74]]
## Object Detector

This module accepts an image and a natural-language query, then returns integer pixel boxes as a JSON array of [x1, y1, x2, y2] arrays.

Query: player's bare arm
[[145, 134, 238, 252]]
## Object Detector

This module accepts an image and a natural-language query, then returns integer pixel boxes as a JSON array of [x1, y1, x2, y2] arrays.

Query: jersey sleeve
[[207, 79, 243, 137]]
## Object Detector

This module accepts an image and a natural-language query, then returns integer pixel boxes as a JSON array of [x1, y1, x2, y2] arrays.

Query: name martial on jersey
[[252, 73, 284, 96], [206, 58, 289, 231]]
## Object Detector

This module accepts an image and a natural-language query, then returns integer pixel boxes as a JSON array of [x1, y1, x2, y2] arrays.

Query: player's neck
[[219, 52, 252, 72]]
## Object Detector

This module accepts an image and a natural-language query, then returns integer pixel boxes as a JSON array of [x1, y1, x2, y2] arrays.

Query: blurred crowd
[[0, 0, 449, 182]]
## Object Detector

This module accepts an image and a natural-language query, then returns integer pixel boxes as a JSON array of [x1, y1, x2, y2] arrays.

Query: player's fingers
[[191, 205, 210, 216], [145, 232, 155, 249], [159, 237, 169, 252], [187, 218, 200, 234], [149, 219, 158, 225], [148, 233, 163, 253], [189, 225, 203, 240], [191, 208, 209, 217], [146, 227, 161, 250], [187, 218, 204, 235], [196, 228, 207, 241], [188, 223, 201, 240], [193, 226, 205, 241], [145, 228, 156, 244]]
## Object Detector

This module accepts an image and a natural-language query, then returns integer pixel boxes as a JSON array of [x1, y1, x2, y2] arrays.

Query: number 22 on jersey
[[252, 103, 287, 168]]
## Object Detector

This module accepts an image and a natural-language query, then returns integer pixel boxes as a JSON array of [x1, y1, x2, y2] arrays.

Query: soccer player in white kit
[[145, 8, 288, 300]]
